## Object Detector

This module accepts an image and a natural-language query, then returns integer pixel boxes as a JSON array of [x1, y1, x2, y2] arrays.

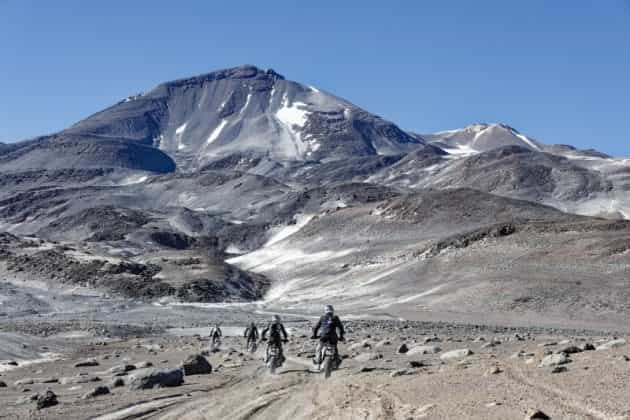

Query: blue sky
[[1, 0, 629, 155]]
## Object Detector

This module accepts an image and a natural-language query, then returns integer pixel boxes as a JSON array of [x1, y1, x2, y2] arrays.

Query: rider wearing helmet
[[244, 321, 259, 348], [261, 315, 288, 365], [210, 323, 222, 342], [312, 305, 345, 367]]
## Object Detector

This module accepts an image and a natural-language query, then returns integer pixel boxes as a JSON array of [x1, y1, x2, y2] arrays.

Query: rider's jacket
[[210, 327, 222, 339], [244, 325, 259, 341], [261, 322, 288, 345], [313, 314, 344, 343]]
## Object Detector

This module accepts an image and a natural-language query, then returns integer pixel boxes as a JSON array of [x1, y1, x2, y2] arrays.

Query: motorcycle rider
[[209, 323, 222, 347], [243, 321, 259, 350], [312, 305, 345, 368], [261, 315, 288, 365]]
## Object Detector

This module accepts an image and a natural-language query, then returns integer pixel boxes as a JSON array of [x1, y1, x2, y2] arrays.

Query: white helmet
[[324, 305, 334, 314], [272, 315, 281, 323]]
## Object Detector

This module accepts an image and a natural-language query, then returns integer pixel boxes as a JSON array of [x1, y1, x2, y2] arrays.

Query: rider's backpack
[[320, 315, 334, 337]]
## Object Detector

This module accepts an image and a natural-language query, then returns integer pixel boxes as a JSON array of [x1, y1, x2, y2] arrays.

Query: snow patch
[[119, 174, 149, 185], [207, 119, 228, 145], [264, 214, 314, 247], [442, 144, 479, 156], [240, 93, 252, 115], [275, 99, 310, 129]]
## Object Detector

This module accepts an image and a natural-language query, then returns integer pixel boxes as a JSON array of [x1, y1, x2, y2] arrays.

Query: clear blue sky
[[1, 0, 629, 155]]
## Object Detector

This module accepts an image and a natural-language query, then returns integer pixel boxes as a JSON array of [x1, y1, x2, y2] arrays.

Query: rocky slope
[[1, 64, 630, 322]]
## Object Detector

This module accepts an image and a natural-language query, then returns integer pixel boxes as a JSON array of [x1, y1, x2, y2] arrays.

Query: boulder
[[397, 343, 409, 354], [525, 409, 550, 419], [74, 358, 99, 368], [550, 366, 567, 374], [596, 339, 627, 350], [107, 364, 136, 376], [59, 375, 101, 385], [180, 354, 212, 375], [440, 349, 473, 361], [82, 385, 111, 399], [0, 381, 6, 388], [36, 390, 58, 410], [578, 343, 596, 351], [557, 346, 582, 355], [128, 368, 184, 390], [109, 377, 125, 388], [409, 360, 426, 368], [539, 353, 570, 368], [406, 345, 441, 356]]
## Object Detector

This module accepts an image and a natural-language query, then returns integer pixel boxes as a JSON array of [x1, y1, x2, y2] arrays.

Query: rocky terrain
[[2, 64, 630, 418], [2, 318, 630, 419]]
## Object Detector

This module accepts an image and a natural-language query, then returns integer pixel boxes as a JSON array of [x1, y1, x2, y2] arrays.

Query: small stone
[[135, 361, 153, 369], [82, 385, 110, 399], [408, 360, 425, 368], [487, 366, 502, 375], [353, 352, 382, 363], [390, 369, 413, 377]]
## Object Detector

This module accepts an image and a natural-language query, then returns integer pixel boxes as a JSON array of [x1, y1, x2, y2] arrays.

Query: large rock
[[107, 364, 136, 376], [128, 368, 184, 390], [406, 345, 441, 356], [397, 343, 409, 354], [596, 339, 626, 350], [180, 354, 212, 375], [0, 381, 7, 388], [539, 353, 570, 368], [525, 409, 550, 419], [36, 390, 58, 410], [440, 349, 473, 361]]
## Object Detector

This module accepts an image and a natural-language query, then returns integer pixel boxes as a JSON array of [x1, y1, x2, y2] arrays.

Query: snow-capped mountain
[[19, 65, 422, 173], [419, 123, 543, 155]]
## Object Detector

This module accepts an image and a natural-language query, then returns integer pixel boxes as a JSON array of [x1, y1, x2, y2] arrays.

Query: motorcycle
[[247, 339, 257, 353], [312, 336, 342, 379], [209, 336, 221, 352], [263, 338, 287, 374]]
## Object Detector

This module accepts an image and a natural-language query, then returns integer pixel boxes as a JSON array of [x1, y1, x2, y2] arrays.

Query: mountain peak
[[156, 65, 285, 92]]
